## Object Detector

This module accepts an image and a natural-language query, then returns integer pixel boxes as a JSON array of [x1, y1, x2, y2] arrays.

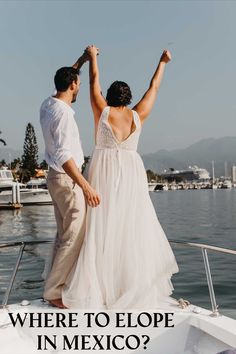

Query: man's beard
[[72, 93, 78, 103]]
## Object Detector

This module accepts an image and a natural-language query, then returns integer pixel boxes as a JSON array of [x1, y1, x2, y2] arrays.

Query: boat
[[222, 180, 232, 189], [169, 184, 177, 191], [0, 168, 52, 206], [148, 182, 157, 192], [0, 167, 20, 191], [0, 239, 235, 353], [19, 178, 52, 205], [26, 178, 48, 189], [154, 183, 168, 191], [0, 185, 52, 206], [161, 166, 210, 182]]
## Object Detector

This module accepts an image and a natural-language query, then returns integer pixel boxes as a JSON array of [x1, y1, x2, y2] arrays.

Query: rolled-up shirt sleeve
[[51, 111, 73, 167]]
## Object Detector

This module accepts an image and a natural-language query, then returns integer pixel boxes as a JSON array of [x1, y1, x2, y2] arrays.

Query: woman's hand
[[132, 49, 171, 121], [85, 45, 99, 59], [160, 50, 171, 64]]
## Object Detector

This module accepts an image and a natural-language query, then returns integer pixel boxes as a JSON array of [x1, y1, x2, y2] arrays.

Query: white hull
[[148, 183, 157, 192], [0, 189, 52, 205], [222, 181, 232, 189], [169, 185, 177, 191]]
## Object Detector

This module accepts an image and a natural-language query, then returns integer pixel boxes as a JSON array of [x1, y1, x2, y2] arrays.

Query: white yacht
[[0, 167, 16, 190], [0, 239, 235, 353], [0, 168, 52, 206], [161, 166, 210, 182], [26, 178, 48, 189], [169, 184, 177, 191], [222, 180, 232, 189]]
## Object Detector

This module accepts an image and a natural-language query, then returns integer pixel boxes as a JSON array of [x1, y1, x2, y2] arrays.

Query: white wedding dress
[[62, 106, 179, 309]]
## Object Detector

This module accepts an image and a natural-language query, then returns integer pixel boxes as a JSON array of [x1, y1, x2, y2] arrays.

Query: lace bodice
[[96, 106, 141, 151]]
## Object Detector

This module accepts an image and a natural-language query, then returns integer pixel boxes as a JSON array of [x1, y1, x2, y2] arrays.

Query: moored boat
[[0, 169, 52, 206], [148, 182, 157, 192], [222, 180, 232, 189]]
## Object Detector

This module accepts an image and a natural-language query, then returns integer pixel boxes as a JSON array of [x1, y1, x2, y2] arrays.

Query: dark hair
[[106, 81, 132, 107], [54, 67, 80, 92]]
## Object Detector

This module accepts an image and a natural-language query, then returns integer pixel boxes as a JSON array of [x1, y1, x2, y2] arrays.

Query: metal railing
[[169, 240, 236, 317], [0, 239, 236, 316], [0, 240, 52, 308]]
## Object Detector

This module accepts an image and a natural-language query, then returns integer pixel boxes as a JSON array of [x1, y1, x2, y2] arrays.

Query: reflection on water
[[151, 189, 236, 316], [0, 205, 56, 304], [0, 190, 235, 317]]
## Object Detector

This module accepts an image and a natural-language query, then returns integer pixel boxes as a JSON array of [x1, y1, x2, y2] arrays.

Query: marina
[[148, 181, 233, 192], [148, 164, 236, 192]]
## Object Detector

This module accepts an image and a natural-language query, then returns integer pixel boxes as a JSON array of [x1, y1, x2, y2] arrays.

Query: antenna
[[225, 161, 228, 178], [212, 160, 215, 183]]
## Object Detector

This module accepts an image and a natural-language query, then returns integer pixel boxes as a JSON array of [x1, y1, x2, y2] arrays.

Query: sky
[[0, 0, 236, 158]]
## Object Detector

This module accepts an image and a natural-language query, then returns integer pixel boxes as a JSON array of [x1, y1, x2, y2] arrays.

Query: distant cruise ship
[[160, 165, 210, 182]]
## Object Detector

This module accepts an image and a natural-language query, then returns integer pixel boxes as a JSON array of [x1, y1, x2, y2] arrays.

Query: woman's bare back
[[106, 106, 136, 143]]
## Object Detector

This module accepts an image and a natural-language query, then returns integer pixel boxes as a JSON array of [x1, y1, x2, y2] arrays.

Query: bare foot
[[48, 298, 67, 309]]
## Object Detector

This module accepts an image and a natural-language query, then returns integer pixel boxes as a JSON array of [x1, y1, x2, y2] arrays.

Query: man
[[40, 51, 100, 308]]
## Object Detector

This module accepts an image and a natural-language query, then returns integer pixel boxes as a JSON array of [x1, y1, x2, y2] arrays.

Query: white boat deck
[[1, 299, 236, 354]]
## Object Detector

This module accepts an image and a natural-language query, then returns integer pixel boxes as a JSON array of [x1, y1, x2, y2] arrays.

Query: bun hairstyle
[[106, 81, 132, 107]]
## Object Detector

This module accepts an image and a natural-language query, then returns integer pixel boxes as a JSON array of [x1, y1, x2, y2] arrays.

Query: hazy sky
[[0, 0, 236, 157]]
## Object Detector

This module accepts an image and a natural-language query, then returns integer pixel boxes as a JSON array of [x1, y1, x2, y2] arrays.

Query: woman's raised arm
[[133, 50, 171, 123], [86, 45, 107, 123]]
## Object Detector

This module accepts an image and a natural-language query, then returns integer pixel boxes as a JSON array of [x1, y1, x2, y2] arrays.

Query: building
[[231, 166, 236, 183]]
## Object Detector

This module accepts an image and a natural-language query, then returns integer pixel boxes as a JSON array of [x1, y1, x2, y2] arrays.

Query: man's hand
[[62, 158, 100, 208], [85, 45, 99, 59], [83, 184, 100, 207], [80, 51, 90, 63], [160, 50, 171, 64]]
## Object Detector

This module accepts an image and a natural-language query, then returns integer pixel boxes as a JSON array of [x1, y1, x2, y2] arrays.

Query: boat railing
[[0, 240, 52, 309], [0, 239, 235, 316], [169, 240, 236, 317]]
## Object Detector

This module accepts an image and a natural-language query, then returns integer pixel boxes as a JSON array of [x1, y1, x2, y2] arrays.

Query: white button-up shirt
[[40, 97, 84, 173]]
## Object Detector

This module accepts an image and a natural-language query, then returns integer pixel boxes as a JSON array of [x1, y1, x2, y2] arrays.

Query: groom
[[40, 50, 100, 308]]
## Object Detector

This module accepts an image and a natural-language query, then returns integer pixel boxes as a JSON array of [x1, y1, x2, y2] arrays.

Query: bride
[[62, 45, 179, 309]]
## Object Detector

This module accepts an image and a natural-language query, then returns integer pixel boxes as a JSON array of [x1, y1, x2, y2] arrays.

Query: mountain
[[2, 137, 236, 177], [142, 137, 236, 177]]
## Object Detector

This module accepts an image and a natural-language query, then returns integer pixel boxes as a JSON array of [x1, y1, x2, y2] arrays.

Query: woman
[[62, 46, 179, 309]]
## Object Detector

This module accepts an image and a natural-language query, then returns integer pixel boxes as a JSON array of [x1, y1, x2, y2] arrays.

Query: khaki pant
[[43, 168, 86, 300]]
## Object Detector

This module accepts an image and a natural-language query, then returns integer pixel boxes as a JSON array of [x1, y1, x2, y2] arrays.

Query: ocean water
[[0, 189, 235, 317]]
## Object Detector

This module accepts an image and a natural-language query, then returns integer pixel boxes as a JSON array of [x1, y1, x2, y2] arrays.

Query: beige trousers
[[43, 168, 86, 300]]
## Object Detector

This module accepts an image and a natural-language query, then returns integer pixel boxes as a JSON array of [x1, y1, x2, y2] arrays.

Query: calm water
[[0, 189, 235, 317]]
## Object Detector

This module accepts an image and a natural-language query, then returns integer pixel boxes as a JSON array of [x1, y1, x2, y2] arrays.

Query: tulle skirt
[[62, 148, 179, 309]]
